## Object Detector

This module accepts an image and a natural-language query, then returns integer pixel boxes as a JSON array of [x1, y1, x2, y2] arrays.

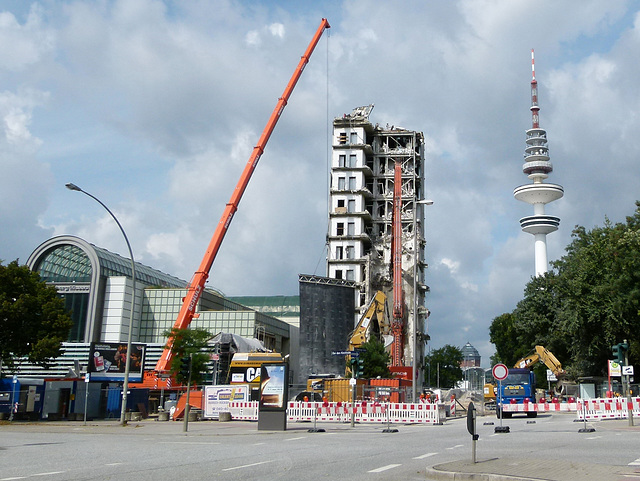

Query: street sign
[[492, 363, 508, 381], [331, 350, 359, 357], [623, 365, 634, 375]]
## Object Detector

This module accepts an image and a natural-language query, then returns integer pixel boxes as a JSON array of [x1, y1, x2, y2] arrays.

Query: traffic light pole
[[350, 366, 356, 428], [624, 341, 634, 427]]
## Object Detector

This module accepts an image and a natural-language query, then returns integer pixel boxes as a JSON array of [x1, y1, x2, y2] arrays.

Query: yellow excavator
[[345, 291, 390, 377], [486, 345, 574, 403]]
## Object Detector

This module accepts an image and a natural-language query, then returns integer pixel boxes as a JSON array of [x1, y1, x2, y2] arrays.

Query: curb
[[426, 466, 544, 481]]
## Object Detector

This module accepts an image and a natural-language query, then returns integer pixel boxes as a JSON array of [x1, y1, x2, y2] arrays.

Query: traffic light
[[179, 356, 191, 379], [350, 357, 358, 378], [356, 359, 364, 379], [612, 343, 628, 363], [612, 344, 620, 362]]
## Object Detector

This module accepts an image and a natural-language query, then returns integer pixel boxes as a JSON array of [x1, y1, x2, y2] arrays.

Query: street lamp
[[412, 198, 433, 402], [66, 183, 137, 426]]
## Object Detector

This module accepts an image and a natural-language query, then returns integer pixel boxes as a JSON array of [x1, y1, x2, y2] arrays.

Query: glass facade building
[[20, 235, 291, 379]]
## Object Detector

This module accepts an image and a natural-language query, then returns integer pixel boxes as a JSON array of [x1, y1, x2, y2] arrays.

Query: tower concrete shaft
[[514, 50, 563, 276]]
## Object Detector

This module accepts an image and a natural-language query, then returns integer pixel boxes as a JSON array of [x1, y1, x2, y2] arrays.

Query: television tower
[[514, 50, 564, 276]]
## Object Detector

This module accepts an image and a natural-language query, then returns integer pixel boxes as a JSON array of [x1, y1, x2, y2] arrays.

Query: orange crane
[[390, 160, 404, 367], [154, 18, 331, 375]]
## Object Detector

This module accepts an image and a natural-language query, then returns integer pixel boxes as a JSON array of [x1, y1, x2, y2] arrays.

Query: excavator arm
[[515, 345, 566, 378], [155, 18, 331, 374]]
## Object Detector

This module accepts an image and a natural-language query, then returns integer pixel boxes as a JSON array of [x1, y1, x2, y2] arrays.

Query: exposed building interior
[[327, 105, 429, 387]]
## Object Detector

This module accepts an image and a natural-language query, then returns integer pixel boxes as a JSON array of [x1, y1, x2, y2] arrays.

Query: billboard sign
[[203, 385, 249, 419], [88, 342, 146, 382], [259, 363, 288, 411]]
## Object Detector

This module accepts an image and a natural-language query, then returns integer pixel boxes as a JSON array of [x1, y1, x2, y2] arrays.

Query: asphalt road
[[1, 413, 639, 480]]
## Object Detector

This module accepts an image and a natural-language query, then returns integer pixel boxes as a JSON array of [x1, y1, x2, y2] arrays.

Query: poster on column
[[259, 363, 288, 411]]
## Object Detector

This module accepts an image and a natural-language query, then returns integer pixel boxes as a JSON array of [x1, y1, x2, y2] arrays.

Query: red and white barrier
[[228, 401, 440, 424], [501, 400, 578, 414], [576, 397, 640, 420], [228, 401, 258, 420]]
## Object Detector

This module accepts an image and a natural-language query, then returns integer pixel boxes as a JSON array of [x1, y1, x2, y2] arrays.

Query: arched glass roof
[[34, 242, 186, 288], [36, 244, 92, 282]]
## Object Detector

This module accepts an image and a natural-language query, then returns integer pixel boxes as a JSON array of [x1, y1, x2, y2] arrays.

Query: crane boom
[[155, 18, 330, 373], [391, 160, 404, 367]]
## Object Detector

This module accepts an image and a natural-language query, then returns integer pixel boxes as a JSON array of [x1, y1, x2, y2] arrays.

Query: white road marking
[[446, 444, 464, 450], [1, 477, 27, 480], [586, 435, 602, 440], [284, 436, 307, 441], [253, 442, 266, 445], [158, 441, 220, 445], [368, 464, 402, 473], [629, 458, 640, 466], [33, 473, 66, 477], [104, 463, 123, 466], [222, 460, 275, 472], [413, 452, 438, 459]]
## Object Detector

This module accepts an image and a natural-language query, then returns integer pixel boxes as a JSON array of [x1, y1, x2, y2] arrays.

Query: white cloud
[[2, 0, 640, 367]]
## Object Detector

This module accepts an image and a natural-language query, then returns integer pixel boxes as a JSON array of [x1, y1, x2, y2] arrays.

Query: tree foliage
[[424, 344, 463, 389], [163, 327, 213, 385], [490, 202, 640, 377], [0, 260, 73, 373], [359, 337, 391, 379]]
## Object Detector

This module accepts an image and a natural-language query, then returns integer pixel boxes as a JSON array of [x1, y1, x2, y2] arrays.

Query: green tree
[[0, 260, 73, 373], [424, 344, 463, 388], [163, 327, 213, 385], [359, 337, 391, 379], [489, 202, 640, 377]]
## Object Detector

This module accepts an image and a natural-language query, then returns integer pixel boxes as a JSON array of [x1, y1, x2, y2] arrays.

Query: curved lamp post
[[66, 183, 137, 426], [412, 198, 433, 401]]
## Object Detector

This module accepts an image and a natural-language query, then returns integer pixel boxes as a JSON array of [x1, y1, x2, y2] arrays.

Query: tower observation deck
[[514, 50, 563, 276]]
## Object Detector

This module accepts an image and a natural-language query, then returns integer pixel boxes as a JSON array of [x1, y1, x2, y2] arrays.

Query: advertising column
[[257, 363, 288, 431]]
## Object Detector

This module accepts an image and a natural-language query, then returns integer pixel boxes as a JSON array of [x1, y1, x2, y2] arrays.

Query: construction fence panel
[[502, 401, 578, 414], [576, 397, 640, 420], [499, 397, 640, 420], [228, 401, 441, 424]]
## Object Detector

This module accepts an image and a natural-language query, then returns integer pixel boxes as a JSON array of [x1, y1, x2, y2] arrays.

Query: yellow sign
[[609, 360, 622, 377]]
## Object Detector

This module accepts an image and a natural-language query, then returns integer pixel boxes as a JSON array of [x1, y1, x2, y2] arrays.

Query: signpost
[[467, 402, 479, 463], [83, 373, 90, 425], [492, 364, 509, 433]]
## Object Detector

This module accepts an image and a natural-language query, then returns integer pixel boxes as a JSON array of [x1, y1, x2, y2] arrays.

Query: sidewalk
[[426, 419, 640, 481], [426, 457, 639, 481]]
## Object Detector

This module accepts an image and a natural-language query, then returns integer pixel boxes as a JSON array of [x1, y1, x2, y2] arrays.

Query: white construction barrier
[[576, 397, 640, 420], [501, 400, 578, 414], [227, 401, 441, 424]]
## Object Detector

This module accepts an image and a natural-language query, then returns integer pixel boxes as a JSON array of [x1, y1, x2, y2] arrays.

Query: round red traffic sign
[[492, 363, 508, 381]]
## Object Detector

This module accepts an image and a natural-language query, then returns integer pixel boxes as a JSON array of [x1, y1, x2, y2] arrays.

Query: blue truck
[[496, 368, 537, 418]]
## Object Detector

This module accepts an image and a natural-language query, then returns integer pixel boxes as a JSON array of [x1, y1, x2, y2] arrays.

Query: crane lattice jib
[[155, 18, 331, 373]]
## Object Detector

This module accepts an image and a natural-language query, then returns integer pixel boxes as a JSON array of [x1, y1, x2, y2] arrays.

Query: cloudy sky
[[2, 0, 640, 366]]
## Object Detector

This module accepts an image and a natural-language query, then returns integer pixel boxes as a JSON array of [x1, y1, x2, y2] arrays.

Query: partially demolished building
[[327, 105, 429, 384]]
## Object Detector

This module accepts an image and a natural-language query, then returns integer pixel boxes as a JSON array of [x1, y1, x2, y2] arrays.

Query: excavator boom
[[155, 18, 330, 373], [515, 345, 566, 378]]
